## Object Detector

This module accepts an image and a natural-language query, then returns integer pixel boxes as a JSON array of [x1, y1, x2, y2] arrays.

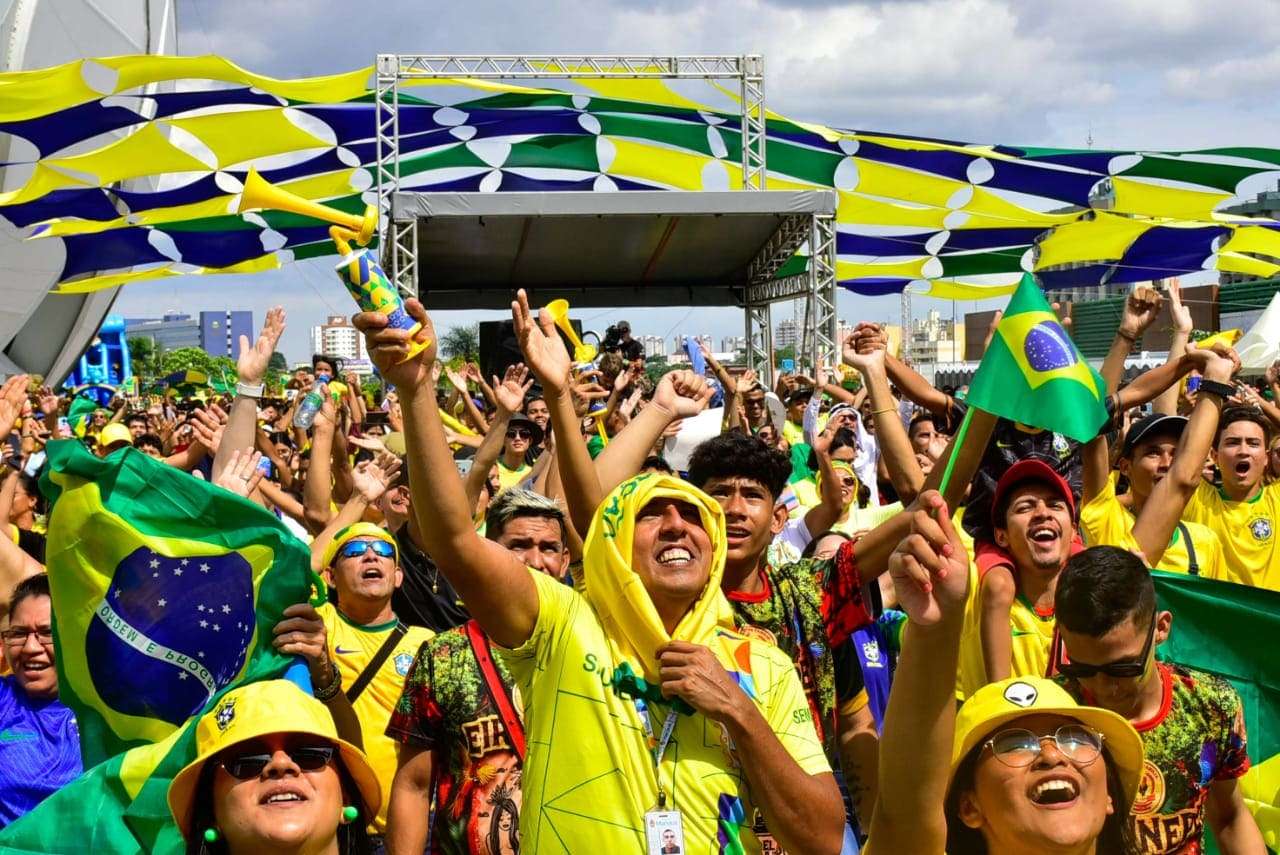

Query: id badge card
[[645, 807, 685, 854]]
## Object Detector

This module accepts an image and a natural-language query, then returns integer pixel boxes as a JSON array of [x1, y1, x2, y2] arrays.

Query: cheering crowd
[[0, 278, 1275, 855]]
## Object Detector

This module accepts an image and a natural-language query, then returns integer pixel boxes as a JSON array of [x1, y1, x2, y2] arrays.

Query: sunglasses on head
[[219, 740, 337, 780], [337, 539, 396, 561], [506, 428, 532, 440], [1058, 614, 1156, 680]]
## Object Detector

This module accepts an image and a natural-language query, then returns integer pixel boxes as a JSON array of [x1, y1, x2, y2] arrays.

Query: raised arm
[[355, 300, 537, 648], [1132, 345, 1237, 566], [461, 365, 532, 509], [1153, 279, 1192, 415], [589, 371, 709, 512], [301, 389, 339, 533], [848, 324, 924, 503], [217, 307, 285, 482], [884, 352, 952, 416], [868, 492, 969, 854], [1102, 286, 1162, 395]]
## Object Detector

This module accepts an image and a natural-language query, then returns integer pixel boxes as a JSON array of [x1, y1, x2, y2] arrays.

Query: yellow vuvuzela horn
[[544, 299, 598, 363]]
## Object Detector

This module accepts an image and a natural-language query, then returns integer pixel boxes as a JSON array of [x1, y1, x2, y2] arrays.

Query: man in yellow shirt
[[356, 292, 844, 854], [1183, 407, 1280, 590], [1079, 411, 1231, 580], [273, 522, 432, 845]]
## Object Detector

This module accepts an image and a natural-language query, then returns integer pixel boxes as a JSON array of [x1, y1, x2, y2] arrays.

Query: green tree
[[440, 324, 480, 363], [126, 336, 160, 382], [644, 355, 670, 386], [268, 351, 288, 372], [160, 347, 215, 377]]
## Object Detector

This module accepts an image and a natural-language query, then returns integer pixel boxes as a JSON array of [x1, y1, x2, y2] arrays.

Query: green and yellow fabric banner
[[0, 441, 313, 853], [965, 272, 1109, 442], [1154, 571, 1280, 853]]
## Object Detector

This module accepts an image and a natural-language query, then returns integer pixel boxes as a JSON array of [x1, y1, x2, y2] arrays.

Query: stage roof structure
[[393, 188, 836, 310], [373, 54, 839, 380]]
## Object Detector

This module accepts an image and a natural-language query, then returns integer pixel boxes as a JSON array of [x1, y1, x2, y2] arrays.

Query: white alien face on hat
[[1004, 681, 1038, 708]]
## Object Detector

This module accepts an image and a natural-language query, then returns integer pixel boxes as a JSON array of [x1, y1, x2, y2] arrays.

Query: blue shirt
[[0, 675, 81, 827]]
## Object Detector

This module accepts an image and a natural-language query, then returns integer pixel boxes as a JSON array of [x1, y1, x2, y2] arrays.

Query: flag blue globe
[[1024, 321, 1076, 373], [85, 546, 257, 724]]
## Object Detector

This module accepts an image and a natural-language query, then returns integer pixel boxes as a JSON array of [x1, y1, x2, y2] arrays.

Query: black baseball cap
[[1121, 413, 1187, 458]]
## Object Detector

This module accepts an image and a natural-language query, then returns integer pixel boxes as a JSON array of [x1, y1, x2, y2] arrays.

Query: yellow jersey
[[1079, 474, 1235, 582], [318, 603, 433, 833], [957, 559, 1056, 700], [1183, 479, 1280, 590], [499, 570, 830, 853], [782, 419, 806, 448], [496, 460, 532, 493]]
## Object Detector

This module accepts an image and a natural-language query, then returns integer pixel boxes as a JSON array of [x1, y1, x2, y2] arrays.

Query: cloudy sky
[[109, 0, 1280, 361]]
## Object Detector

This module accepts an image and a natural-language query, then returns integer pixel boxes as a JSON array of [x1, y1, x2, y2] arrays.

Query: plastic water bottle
[[293, 389, 324, 429]]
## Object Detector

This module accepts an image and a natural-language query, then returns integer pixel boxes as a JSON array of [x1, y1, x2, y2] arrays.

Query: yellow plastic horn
[[544, 299, 598, 363], [237, 168, 377, 253]]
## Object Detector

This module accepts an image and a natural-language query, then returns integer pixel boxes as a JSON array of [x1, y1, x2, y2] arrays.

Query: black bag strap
[[346, 621, 408, 704], [1177, 522, 1199, 575]]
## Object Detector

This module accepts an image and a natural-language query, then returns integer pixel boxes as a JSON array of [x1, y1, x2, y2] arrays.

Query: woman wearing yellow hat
[[866, 492, 1144, 855], [167, 680, 381, 855]]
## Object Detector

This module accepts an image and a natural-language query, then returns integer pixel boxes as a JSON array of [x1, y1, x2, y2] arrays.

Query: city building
[[200, 311, 254, 358], [639, 334, 667, 359], [720, 335, 747, 355], [669, 334, 713, 356], [124, 310, 253, 358], [905, 308, 965, 363], [774, 319, 798, 350], [311, 315, 367, 363]]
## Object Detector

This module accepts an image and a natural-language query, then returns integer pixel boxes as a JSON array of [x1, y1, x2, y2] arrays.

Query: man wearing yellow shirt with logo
[[356, 292, 843, 854], [1080, 410, 1230, 580], [273, 522, 432, 848], [1183, 405, 1280, 590]]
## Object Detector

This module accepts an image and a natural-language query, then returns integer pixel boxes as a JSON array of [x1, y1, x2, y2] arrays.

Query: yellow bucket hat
[[97, 422, 133, 450], [167, 680, 381, 839], [320, 521, 398, 569], [951, 676, 1145, 808]]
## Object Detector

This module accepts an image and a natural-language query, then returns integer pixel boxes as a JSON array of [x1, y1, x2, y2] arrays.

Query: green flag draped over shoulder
[[0, 441, 313, 854], [1153, 571, 1280, 853], [965, 273, 1108, 442]]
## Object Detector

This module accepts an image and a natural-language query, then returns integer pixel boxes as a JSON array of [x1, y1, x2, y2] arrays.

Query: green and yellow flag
[[1154, 572, 1280, 853], [964, 272, 1108, 441], [0, 441, 313, 853]]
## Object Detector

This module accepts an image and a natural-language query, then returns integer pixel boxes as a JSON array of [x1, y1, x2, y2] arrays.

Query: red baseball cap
[[991, 459, 1075, 525]]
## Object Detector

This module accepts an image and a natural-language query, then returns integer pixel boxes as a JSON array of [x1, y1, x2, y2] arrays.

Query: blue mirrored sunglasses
[[337, 539, 396, 560]]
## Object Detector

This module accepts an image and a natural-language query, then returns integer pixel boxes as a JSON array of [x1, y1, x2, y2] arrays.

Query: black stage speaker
[[479, 318, 583, 387]]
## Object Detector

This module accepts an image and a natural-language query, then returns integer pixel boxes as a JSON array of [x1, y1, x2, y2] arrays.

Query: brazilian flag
[[1154, 572, 1280, 853], [0, 441, 313, 853], [965, 273, 1108, 442]]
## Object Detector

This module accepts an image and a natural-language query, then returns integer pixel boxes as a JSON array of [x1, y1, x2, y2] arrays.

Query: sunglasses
[[984, 724, 1103, 768], [219, 742, 337, 780], [337, 539, 396, 561], [1058, 615, 1155, 680], [506, 428, 532, 440]]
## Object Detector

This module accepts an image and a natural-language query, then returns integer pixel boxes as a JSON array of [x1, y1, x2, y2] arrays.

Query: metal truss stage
[[372, 54, 838, 380]]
